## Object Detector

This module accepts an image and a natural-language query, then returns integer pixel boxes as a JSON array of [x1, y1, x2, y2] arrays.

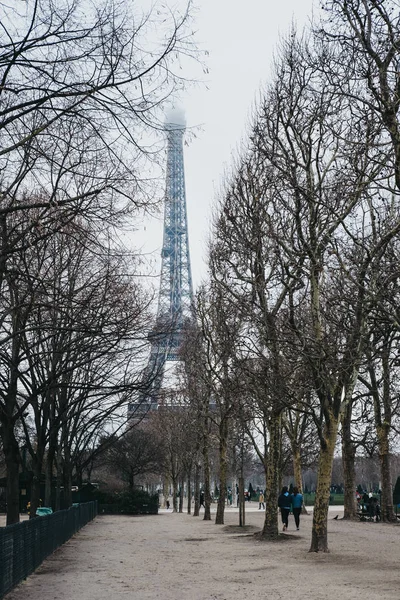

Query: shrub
[[96, 489, 158, 515]]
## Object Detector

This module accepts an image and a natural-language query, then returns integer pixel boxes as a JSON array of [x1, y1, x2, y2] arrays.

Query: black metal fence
[[0, 501, 97, 599]]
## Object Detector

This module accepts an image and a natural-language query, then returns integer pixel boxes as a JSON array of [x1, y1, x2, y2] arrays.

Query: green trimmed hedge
[[303, 493, 344, 506], [96, 489, 158, 515]]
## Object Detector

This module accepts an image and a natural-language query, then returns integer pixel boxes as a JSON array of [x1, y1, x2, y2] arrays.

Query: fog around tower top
[[139, 0, 316, 290], [165, 105, 186, 129]]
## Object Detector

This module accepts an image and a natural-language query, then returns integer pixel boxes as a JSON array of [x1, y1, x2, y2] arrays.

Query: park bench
[[357, 507, 374, 521]]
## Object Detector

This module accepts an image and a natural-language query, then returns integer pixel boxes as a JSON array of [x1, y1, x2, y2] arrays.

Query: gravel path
[[3, 506, 400, 600]]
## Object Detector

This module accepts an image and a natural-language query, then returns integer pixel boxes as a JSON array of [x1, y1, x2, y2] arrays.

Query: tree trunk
[[76, 466, 83, 489], [55, 450, 62, 511], [261, 411, 281, 539], [341, 402, 357, 519], [29, 461, 42, 519], [45, 447, 56, 508], [292, 445, 308, 515], [309, 417, 338, 553], [193, 462, 200, 517], [172, 477, 178, 513], [377, 424, 395, 522], [187, 472, 192, 514], [202, 416, 212, 521], [63, 466, 73, 509], [238, 475, 245, 527], [375, 341, 395, 522], [215, 417, 228, 525], [45, 398, 58, 508], [292, 446, 302, 492], [162, 477, 170, 508], [3, 424, 21, 525], [179, 478, 184, 513]]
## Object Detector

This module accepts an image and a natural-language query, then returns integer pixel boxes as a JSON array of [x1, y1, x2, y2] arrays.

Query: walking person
[[278, 486, 292, 531], [291, 486, 303, 531], [258, 491, 265, 510]]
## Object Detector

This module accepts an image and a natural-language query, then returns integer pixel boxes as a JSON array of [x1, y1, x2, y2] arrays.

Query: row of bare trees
[[101, 0, 400, 555], [0, 0, 198, 525], [177, 0, 400, 553]]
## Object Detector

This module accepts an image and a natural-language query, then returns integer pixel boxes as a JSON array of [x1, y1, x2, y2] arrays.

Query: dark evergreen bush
[[95, 489, 159, 514], [392, 476, 400, 506], [117, 489, 158, 514]]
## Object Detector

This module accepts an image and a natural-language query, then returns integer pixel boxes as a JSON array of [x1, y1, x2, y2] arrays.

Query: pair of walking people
[[278, 486, 303, 531]]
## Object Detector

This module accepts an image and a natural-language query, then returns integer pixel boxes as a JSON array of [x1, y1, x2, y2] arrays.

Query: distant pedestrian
[[166, 499, 170, 510], [200, 491, 205, 508], [291, 486, 303, 531], [258, 491, 265, 510], [278, 486, 292, 531]]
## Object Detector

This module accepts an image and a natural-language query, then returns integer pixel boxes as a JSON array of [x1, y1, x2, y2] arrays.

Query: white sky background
[[133, 0, 318, 292]]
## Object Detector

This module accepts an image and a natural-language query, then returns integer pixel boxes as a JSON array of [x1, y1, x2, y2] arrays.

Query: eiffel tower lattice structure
[[128, 109, 194, 418]]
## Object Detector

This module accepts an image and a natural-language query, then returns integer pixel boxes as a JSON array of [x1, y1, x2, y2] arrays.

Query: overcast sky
[[138, 0, 318, 291]]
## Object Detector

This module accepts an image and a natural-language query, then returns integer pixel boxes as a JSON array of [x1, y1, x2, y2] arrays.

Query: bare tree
[[209, 131, 321, 538], [252, 26, 400, 551], [320, 1, 400, 191], [0, 215, 152, 521], [149, 397, 190, 513], [0, 0, 198, 208], [0, 0, 199, 524], [195, 282, 241, 525], [206, 23, 400, 552], [358, 321, 399, 521], [178, 322, 212, 518], [103, 428, 163, 490]]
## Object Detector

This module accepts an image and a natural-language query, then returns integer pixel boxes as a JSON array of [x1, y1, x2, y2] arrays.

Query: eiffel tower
[[128, 109, 194, 418]]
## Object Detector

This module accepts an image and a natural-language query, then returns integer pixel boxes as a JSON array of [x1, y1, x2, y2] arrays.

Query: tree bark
[[45, 394, 57, 508], [202, 416, 212, 521], [55, 449, 62, 511], [377, 425, 395, 522], [341, 402, 357, 519], [292, 445, 308, 514], [238, 476, 245, 527], [292, 446, 302, 493], [45, 446, 56, 508], [63, 464, 73, 510], [215, 417, 228, 525], [193, 462, 200, 517], [3, 424, 20, 525], [179, 478, 184, 513], [261, 411, 281, 539], [309, 417, 338, 552], [172, 476, 178, 513], [29, 461, 42, 519], [376, 340, 395, 522], [187, 472, 192, 514], [364, 338, 396, 522], [162, 478, 170, 508]]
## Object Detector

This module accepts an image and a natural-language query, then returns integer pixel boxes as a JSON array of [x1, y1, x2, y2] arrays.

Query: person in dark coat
[[278, 486, 292, 531], [291, 486, 303, 531]]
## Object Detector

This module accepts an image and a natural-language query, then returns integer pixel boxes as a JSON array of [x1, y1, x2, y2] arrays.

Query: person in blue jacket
[[291, 486, 303, 530], [278, 486, 292, 531]]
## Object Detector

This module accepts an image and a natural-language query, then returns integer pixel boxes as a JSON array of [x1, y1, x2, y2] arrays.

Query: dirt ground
[[3, 505, 400, 600]]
